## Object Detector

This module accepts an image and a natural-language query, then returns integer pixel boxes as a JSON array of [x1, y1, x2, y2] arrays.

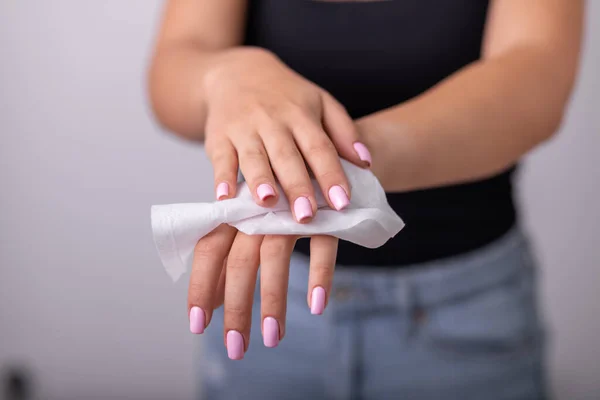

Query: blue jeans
[[198, 228, 547, 400]]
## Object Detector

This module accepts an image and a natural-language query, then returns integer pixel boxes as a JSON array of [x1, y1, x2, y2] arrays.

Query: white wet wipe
[[151, 159, 404, 281]]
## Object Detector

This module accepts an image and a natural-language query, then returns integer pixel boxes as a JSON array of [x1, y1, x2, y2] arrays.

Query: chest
[[245, 0, 490, 115]]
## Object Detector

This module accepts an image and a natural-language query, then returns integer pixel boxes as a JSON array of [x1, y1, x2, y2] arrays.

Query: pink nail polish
[[257, 183, 276, 201], [226, 330, 245, 360], [328, 186, 350, 211], [310, 287, 326, 315], [294, 197, 313, 222], [189, 307, 205, 334], [263, 317, 280, 348], [216, 182, 229, 200], [353, 142, 372, 166]]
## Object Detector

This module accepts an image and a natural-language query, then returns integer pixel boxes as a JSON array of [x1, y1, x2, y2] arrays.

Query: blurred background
[[0, 1, 598, 399]]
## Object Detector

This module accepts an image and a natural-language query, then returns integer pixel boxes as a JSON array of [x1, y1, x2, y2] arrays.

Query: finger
[[232, 132, 279, 207], [224, 232, 264, 360], [307, 236, 338, 315], [321, 91, 372, 168], [206, 137, 239, 200], [260, 235, 297, 348], [212, 257, 227, 310], [292, 116, 351, 211], [260, 125, 317, 223], [188, 224, 237, 334]]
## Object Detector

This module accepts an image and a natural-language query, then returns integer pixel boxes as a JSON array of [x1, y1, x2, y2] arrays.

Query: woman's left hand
[[186, 113, 377, 360], [187, 224, 339, 360]]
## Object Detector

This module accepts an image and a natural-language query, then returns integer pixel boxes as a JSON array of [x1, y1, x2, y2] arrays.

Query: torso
[[245, 0, 516, 267]]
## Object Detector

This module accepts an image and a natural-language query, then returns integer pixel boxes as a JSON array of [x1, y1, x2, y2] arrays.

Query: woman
[[148, 1, 583, 398]]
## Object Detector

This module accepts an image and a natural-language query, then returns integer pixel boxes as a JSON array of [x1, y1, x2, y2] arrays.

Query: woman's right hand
[[202, 47, 372, 218]]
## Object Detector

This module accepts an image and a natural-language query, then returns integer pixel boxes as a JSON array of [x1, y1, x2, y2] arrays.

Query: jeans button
[[412, 306, 426, 324]]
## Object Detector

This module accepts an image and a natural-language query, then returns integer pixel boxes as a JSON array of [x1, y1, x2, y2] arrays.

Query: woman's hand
[[150, 3, 373, 359], [184, 47, 372, 359], [203, 47, 371, 218], [187, 225, 339, 360]]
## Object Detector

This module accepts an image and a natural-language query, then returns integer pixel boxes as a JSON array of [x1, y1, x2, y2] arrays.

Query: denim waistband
[[289, 227, 534, 313]]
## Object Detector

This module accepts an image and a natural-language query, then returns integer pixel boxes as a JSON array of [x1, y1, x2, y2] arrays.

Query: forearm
[[147, 43, 214, 141], [362, 46, 579, 192]]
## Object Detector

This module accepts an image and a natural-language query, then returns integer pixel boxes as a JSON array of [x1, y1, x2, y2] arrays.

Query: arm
[[147, 0, 249, 140], [361, 0, 584, 192], [148, 1, 366, 357]]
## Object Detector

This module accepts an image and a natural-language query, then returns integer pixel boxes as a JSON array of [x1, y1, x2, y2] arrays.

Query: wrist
[[356, 114, 423, 192], [355, 117, 390, 187], [203, 47, 278, 98]]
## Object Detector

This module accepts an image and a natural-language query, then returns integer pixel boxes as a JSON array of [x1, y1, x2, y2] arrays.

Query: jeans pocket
[[422, 265, 541, 360]]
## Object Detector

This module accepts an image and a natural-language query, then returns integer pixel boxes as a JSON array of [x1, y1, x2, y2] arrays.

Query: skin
[[148, 0, 583, 358]]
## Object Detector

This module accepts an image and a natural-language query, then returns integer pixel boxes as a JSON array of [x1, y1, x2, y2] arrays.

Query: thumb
[[321, 91, 372, 168]]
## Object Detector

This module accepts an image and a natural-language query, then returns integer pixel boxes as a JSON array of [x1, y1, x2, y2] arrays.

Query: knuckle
[[296, 86, 322, 105], [271, 142, 302, 164], [306, 138, 336, 157], [251, 105, 277, 123], [239, 145, 267, 162], [224, 304, 249, 326], [250, 175, 274, 187], [194, 238, 224, 259], [313, 168, 344, 184], [311, 262, 334, 277], [261, 290, 283, 311], [260, 118, 288, 135], [205, 135, 226, 158], [227, 253, 254, 271], [210, 149, 235, 168], [188, 282, 212, 303], [223, 121, 247, 138], [283, 180, 313, 197], [284, 103, 311, 121], [261, 237, 290, 259], [225, 304, 246, 317]]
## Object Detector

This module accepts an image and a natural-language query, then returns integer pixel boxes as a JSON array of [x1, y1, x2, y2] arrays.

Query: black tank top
[[244, 0, 517, 267]]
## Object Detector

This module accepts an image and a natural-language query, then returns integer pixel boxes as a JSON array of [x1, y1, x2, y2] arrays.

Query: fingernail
[[310, 287, 326, 315], [328, 186, 350, 211], [294, 196, 313, 222], [216, 182, 229, 200], [189, 307, 205, 334], [263, 317, 280, 348], [353, 142, 372, 166], [226, 330, 245, 360], [257, 183, 276, 201]]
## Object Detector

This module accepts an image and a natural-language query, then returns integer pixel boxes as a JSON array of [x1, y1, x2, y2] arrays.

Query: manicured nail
[[328, 186, 350, 211], [226, 330, 244, 360], [216, 182, 229, 200], [310, 287, 326, 315], [257, 183, 276, 201], [263, 317, 280, 348], [294, 196, 313, 222], [353, 142, 372, 166], [189, 307, 205, 334]]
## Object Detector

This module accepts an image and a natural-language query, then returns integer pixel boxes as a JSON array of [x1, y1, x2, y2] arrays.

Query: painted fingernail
[[353, 142, 372, 166], [310, 286, 326, 315], [328, 186, 350, 211], [226, 330, 244, 360], [263, 317, 280, 348], [216, 182, 229, 200], [257, 183, 276, 201], [294, 196, 313, 222], [189, 307, 205, 334]]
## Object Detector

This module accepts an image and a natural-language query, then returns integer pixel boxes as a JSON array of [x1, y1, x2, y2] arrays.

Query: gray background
[[0, 1, 598, 399]]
